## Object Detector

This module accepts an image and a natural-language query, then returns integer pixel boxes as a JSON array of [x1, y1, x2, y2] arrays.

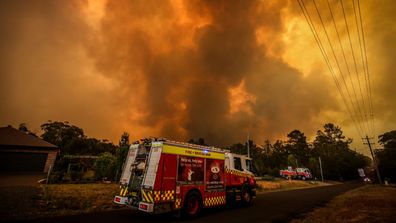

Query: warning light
[[203, 149, 209, 154]]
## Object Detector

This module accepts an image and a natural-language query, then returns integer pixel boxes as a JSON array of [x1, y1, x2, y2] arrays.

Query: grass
[[291, 185, 396, 223], [256, 178, 321, 193], [0, 183, 124, 221], [41, 183, 124, 214]]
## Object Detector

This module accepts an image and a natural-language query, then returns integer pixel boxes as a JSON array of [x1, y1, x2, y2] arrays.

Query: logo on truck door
[[206, 159, 224, 191], [177, 156, 204, 184]]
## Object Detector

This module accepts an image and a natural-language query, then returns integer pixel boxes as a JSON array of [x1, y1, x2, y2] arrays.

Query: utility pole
[[247, 132, 250, 158], [363, 135, 382, 184], [318, 156, 324, 182]]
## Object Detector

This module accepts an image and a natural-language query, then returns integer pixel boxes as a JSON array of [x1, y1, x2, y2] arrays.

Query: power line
[[298, 0, 377, 156], [339, 0, 372, 137], [352, 1, 371, 138], [297, 0, 365, 138], [312, 0, 368, 136], [356, 0, 376, 138], [327, 0, 371, 136]]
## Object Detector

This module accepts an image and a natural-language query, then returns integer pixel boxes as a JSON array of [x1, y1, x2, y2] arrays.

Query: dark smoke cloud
[[91, 0, 337, 145]]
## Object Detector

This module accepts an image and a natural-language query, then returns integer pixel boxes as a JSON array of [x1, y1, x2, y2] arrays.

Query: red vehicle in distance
[[280, 167, 313, 180]]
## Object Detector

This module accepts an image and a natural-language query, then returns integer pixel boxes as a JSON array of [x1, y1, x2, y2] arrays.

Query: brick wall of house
[[44, 151, 58, 173]]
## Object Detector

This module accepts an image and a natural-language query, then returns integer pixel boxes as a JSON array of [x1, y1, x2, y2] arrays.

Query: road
[[21, 183, 361, 223]]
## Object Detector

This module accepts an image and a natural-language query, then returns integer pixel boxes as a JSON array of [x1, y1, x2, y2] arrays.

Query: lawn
[[291, 185, 396, 223], [256, 178, 331, 193], [0, 183, 124, 221], [41, 183, 122, 212]]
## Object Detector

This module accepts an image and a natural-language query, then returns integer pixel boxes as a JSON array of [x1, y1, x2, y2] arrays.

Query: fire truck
[[114, 139, 256, 217], [279, 167, 312, 180]]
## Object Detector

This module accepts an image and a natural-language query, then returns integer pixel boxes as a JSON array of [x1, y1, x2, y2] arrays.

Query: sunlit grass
[[256, 179, 318, 193], [291, 185, 396, 223]]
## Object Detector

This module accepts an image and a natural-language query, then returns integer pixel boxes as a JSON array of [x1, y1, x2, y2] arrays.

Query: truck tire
[[182, 191, 202, 218], [241, 188, 252, 207]]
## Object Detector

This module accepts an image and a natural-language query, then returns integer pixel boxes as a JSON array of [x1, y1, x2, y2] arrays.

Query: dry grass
[[291, 185, 396, 223], [0, 183, 125, 221], [256, 179, 319, 193], [41, 183, 123, 214]]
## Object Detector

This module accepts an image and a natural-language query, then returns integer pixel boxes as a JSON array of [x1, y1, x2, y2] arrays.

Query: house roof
[[0, 126, 57, 148]]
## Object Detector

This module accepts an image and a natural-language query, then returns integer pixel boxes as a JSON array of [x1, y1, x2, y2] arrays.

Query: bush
[[95, 152, 117, 181], [268, 167, 280, 177], [48, 171, 64, 184]]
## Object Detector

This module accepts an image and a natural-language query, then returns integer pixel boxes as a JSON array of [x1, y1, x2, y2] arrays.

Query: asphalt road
[[21, 183, 361, 223]]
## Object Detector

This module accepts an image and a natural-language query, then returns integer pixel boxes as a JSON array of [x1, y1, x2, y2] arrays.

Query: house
[[0, 126, 58, 173]]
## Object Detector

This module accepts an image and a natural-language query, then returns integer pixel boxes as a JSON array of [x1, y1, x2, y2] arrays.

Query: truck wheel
[[182, 191, 202, 218], [241, 189, 252, 207], [302, 176, 306, 181]]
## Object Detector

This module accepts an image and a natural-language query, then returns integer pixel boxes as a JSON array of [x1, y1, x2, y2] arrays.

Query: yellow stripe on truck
[[141, 189, 154, 203], [162, 145, 225, 160]]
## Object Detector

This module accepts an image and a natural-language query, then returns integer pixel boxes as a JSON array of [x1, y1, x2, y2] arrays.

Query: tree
[[41, 121, 84, 149], [116, 132, 131, 180], [18, 123, 28, 132], [378, 130, 396, 149], [228, 143, 245, 155], [18, 123, 37, 136], [285, 130, 310, 167], [376, 130, 396, 182], [188, 138, 207, 146], [119, 132, 130, 147], [287, 154, 298, 167], [313, 123, 369, 180], [40, 121, 116, 155]]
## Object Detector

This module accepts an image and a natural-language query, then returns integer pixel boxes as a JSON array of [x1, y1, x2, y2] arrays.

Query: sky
[[0, 0, 395, 154]]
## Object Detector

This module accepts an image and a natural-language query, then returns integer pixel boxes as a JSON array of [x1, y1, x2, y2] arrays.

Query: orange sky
[[1, 0, 395, 155]]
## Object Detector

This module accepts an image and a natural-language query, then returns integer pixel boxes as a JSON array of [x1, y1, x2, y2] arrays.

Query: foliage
[[40, 121, 117, 155], [376, 130, 396, 182], [188, 138, 207, 146], [119, 132, 130, 147], [18, 123, 38, 137], [312, 123, 369, 180], [115, 132, 130, 180], [39, 120, 372, 182], [95, 152, 117, 180], [285, 130, 310, 167], [219, 123, 370, 181]]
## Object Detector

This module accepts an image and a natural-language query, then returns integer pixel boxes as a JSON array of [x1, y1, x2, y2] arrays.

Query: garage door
[[0, 152, 48, 172]]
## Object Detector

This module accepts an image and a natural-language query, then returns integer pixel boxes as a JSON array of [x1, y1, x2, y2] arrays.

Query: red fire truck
[[279, 167, 312, 180], [114, 139, 256, 217]]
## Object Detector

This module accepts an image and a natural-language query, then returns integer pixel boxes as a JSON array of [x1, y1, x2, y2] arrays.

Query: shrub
[[95, 152, 117, 181]]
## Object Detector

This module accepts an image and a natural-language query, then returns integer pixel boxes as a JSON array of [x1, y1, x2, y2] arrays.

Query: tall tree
[[313, 123, 368, 180], [285, 130, 310, 167], [376, 130, 396, 182], [116, 132, 131, 180], [40, 121, 116, 155], [119, 132, 130, 147], [378, 130, 396, 149], [41, 121, 85, 148]]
